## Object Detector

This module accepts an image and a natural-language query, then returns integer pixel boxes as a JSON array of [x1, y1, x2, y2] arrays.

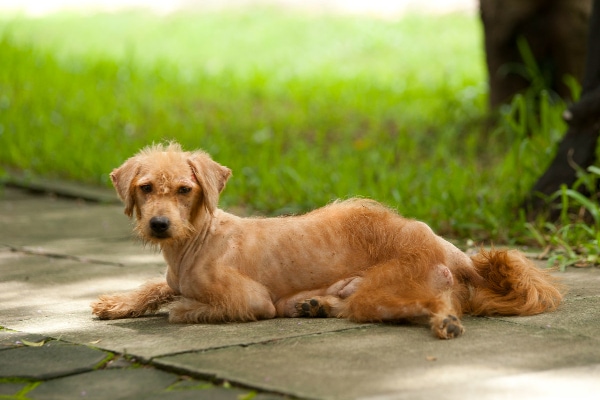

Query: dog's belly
[[270, 260, 365, 297], [243, 241, 373, 300]]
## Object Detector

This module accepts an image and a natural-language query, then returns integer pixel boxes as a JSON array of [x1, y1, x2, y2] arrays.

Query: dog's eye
[[178, 186, 192, 194], [140, 184, 153, 194]]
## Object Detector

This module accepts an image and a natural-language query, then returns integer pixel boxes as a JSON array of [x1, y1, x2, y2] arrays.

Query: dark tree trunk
[[527, 0, 600, 213], [480, 0, 591, 108]]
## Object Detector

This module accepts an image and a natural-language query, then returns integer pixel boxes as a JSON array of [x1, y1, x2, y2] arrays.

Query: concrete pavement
[[1, 184, 600, 399]]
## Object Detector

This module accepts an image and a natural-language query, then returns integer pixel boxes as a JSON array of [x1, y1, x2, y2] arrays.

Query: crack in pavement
[[149, 323, 378, 362], [2, 243, 125, 267]]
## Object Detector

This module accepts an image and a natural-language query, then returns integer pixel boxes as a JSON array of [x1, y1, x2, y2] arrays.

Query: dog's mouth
[[150, 231, 171, 239]]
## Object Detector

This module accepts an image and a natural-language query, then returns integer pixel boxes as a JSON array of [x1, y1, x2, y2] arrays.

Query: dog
[[91, 142, 563, 339]]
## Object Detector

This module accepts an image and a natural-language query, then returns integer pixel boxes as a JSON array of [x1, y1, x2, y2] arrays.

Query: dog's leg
[[426, 265, 464, 339], [427, 291, 465, 339], [346, 289, 464, 339], [340, 261, 465, 339], [169, 296, 275, 323], [91, 279, 176, 319], [275, 276, 363, 318], [327, 276, 364, 298], [293, 276, 364, 317], [169, 268, 276, 323]]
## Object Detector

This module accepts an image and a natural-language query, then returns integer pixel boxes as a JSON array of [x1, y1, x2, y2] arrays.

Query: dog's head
[[110, 142, 231, 243]]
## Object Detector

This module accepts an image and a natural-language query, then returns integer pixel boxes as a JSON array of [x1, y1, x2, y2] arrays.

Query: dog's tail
[[465, 249, 563, 316]]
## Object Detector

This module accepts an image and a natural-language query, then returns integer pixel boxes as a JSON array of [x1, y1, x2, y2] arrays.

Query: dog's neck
[[160, 208, 217, 286]]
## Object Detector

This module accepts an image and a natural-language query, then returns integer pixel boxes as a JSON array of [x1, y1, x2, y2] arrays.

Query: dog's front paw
[[432, 314, 464, 339], [295, 298, 331, 318], [91, 295, 144, 320]]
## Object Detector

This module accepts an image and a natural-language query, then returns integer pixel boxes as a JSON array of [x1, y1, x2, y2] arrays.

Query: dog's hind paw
[[296, 298, 331, 318], [432, 314, 464, 340]]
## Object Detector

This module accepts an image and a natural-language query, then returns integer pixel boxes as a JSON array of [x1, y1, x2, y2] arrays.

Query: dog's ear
[[110, 158, 140, 218], [187, 151, 231, 214]]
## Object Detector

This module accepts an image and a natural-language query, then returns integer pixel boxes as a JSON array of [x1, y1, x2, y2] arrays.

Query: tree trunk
[[527, 0, 600, 215], [480, 0, 591, 108]]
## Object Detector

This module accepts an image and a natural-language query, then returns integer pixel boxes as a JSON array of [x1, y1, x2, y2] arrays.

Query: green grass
[[524, 165, 600, 270], [0, 8, 571, 244]]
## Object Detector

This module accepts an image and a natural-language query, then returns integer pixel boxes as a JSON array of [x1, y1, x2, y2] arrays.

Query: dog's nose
[[150, 216, 170, 234]]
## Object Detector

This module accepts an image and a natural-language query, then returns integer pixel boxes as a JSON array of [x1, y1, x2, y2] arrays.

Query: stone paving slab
[[155, 316, 600, 400], [27, 368, 180, 400], [495, 267, 600, 336], [0, 341, 108, 380], [8, 238, 163, 267], [0, 333, 272, 400], [142, 385, 286, 400], [0, 382, 28, 396], [2, 174, 119, 204], [365, 364, 600, 400], [497, 295, 600, 337], [0, 331, 49, 350], [3, 298, 370, 361], [0, 252, 165, 332], [0, 195, 128, 245]]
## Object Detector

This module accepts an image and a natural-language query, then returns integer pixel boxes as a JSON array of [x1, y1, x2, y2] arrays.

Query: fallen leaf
[[21, 339, 45, 347], [238, 392, 257, 400]]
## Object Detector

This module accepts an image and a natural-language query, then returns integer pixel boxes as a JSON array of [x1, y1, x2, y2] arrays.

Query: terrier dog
[[92, 142, 563, 339]]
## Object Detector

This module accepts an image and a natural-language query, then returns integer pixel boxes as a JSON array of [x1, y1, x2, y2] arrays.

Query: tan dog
[[92, 143, 563, 339]]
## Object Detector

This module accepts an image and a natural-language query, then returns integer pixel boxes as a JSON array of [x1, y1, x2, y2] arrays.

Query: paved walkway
[[1, 184, 600, 399]]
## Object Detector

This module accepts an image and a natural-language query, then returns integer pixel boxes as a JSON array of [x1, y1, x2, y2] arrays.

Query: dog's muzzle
[[149, 216, 171, 238]]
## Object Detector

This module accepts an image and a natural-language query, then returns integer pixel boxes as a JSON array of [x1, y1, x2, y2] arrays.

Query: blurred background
[[1, 0, 598, 266], [0, 1, 476, 17]]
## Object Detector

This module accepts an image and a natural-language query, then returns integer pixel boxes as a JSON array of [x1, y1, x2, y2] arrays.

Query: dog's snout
[[150, 216, 170, 235]]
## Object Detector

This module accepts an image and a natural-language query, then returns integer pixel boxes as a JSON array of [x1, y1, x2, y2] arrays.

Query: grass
[[0, 7, 583, 247], [525, 166, 600, 270]]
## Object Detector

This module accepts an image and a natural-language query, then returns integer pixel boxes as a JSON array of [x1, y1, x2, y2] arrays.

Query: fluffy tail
[[466, 249, 564, 316]]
